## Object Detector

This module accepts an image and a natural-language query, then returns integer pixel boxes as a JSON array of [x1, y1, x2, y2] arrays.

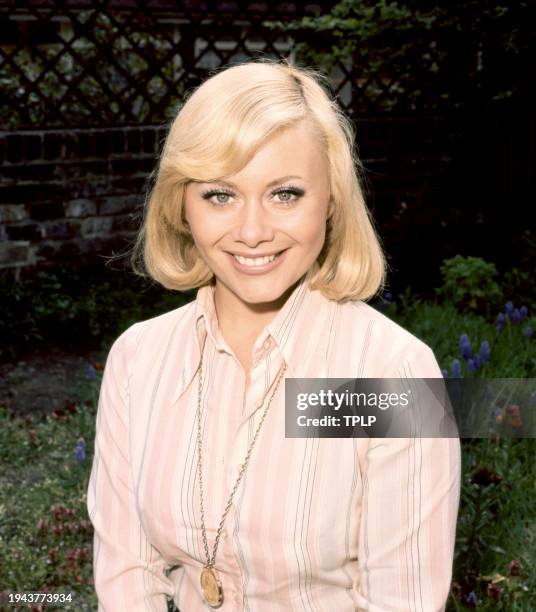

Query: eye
[[271, 185, 305, 205], [200, 184, 305, 207], [201, 189, 235, 207]]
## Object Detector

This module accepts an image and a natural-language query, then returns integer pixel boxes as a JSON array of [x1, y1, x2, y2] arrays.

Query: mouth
[[225, 249, 288, 273], [231, 251, 283, 266]]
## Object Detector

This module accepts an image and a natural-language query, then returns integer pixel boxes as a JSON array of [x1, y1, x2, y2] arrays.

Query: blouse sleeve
[[86, 327, 176, 611], [354, 343, 461, 612]]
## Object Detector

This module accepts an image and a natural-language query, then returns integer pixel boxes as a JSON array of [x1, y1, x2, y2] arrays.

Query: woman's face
[[183, 120, 331, 306]]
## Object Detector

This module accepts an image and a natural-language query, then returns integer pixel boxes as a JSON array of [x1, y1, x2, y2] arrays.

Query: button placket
[[232, 371, 266, 474], [225, 374, 249, 500], [246, 370, 266, 422], [251, 334, 273, 368], [241, 346, 286, 431]]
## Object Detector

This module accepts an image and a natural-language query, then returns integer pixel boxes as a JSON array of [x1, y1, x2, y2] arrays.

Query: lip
[[226, 249, 288, 275], [228, 250, 284, 257]]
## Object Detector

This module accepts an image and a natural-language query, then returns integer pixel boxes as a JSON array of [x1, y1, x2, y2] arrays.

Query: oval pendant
[[200, 566, 223, 608]]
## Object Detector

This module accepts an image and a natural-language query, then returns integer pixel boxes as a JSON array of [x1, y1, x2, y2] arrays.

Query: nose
[[233, 199, 275, 246]]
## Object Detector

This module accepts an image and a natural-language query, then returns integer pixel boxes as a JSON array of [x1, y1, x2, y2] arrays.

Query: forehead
[[220, 123, 327, 185]]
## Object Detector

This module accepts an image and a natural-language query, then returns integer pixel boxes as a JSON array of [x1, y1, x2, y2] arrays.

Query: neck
[[213, 280, 299, 342]]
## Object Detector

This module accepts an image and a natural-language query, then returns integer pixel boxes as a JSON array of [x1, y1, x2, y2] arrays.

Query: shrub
[[436, 255, 502, 316], [0, 266, 194, 361]]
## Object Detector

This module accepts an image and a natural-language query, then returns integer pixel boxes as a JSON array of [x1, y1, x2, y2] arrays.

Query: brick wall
[[1, 110, 526, 294], [0, 117, 454, 275], [0, 125, 167, 274]]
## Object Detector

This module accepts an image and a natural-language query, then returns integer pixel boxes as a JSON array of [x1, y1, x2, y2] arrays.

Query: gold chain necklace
[[195, 350, 287, 608]]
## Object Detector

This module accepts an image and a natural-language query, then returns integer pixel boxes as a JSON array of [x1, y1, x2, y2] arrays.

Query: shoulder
[[106, 298, 197, 370], [337, 299, 440, 377], [344, 299, 426, 350]]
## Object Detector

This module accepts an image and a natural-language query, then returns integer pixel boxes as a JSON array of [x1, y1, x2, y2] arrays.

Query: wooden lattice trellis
[[0, 1, 532, 129]]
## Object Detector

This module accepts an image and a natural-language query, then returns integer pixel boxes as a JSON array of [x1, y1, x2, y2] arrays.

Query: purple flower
[[479, 340, 491, 364], [496, 322, 504, 333], [383, 291, 393, 303], [497, 313, 506, 324], [466, 590, 477, 606], [452, 359, 462, 378], [511, 308, 521, 323], [442, 368, 449, 378], [524, 325, 533, 338], [87, 364, 96, 380], [474, 354, 482, 369], [520, 305, 529, 319], [467, 358, 477, 373], [459, 334, 472, 359], [505, 301, 514, 314], [531, 391, 536, 404], [74, 438, 86, 464]]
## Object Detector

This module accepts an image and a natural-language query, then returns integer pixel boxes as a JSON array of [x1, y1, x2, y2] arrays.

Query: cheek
[[188, 216, 223, 249], [292, 214, 327, 247]]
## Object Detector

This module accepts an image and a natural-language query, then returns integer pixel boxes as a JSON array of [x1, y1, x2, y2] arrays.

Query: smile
[[226, 249, 287, 275], [233, 253, 279, 266]]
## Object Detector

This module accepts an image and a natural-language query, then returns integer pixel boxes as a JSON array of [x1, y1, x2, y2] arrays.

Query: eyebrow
[[200, 175, 304, 189]]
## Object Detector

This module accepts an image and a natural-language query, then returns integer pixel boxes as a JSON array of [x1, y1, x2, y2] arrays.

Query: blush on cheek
[[308, 227, 327, 250]]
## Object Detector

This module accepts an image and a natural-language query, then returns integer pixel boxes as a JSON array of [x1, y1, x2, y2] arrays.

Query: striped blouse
[[87, 273, 461, 611]]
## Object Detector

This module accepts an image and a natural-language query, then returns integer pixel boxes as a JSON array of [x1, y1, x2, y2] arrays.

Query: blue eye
[[200, 184, 305, 207], [201, 189, 233, 206], [272, 186, 305, 205]]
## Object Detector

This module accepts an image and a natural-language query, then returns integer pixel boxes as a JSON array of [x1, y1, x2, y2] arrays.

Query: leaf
[[488, 545, 507, 555], [481, 573, 507, 584]]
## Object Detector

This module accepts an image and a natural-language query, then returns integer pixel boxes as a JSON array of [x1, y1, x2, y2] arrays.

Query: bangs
[[160, 64, 320, 183]]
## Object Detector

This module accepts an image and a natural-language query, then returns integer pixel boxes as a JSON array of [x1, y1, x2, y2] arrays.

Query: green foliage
[[0, 12, 186, 129], [386, 296, 535, 378], [0, 391, 101, 610], [435, 256, 503, 316], [2, 382, 535, 609], [264, 0, 532, 112], [1, 272, 535, 610], [0, 267, 194, 361], [451, 438, 536, 609], [503, 267, 533, 304], [4, 2, 532, 127], [380, 292, 536, 608], [501, 230, 536, 305]]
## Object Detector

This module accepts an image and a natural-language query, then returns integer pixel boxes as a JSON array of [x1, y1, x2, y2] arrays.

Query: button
[[255, 398, 264, 408], [263, 338, 272, 350], [222, 529, 227, 539]]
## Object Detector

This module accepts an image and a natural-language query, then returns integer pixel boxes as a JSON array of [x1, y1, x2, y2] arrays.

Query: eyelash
[[200, 184, 305, 207]]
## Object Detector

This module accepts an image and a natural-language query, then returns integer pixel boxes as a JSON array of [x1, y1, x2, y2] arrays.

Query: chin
[[234, 285, 287, 306], [222, 276, 291, 305]]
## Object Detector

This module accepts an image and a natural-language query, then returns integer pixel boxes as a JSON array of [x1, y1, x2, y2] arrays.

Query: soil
[[0, 345, 105, 417]]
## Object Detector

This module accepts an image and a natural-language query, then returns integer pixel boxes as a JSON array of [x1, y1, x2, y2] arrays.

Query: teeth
[[234, 253, 278, 266]]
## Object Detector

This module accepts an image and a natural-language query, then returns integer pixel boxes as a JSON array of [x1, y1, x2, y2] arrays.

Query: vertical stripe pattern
[[87, 275, 461, 611]]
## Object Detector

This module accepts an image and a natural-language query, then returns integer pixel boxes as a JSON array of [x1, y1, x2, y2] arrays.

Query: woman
[[87, 59, 461, 611]]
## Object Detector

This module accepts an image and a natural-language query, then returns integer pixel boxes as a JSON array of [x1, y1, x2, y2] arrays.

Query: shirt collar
[[172, 268, 335, 405]]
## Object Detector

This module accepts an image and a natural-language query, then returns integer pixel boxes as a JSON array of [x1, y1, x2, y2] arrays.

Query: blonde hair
[[130, 58, 387, 302]]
